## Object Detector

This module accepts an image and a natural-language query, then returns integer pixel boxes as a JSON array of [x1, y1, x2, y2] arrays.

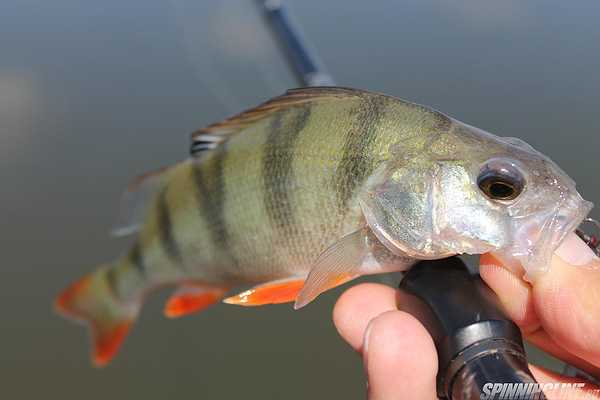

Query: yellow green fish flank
[[56, 87, 591, 366]]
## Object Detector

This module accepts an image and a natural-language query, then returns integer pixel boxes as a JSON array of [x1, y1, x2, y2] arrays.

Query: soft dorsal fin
[[111, 164, 175, 237], [190, 87, 364, 156]]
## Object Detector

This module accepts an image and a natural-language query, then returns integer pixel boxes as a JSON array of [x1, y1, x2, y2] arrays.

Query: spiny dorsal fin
[[190, 87, 365, 156]]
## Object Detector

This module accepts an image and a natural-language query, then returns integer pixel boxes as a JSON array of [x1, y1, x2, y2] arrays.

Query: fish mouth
[[491, 193, 593, 280]]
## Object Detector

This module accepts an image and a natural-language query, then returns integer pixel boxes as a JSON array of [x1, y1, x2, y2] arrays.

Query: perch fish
[[55, 87, 592, 366]]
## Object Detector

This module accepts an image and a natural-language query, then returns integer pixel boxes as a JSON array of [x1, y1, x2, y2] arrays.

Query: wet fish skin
[[120, 89, 443, 288], [55, 87, 591, 366]]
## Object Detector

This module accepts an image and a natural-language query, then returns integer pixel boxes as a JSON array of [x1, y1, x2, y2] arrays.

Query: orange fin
[[93, 321, 133, 367], [55, 266, 140, 367], [164, 285, 228, 318], [55, 274, 94, 318], [223, 278, 306, 306]]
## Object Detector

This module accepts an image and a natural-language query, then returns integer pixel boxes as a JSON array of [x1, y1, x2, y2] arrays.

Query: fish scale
[[128, 92, 416, 286], [56, 87, 591, 366]]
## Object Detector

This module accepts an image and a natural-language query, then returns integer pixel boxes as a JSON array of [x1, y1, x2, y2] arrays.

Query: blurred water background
[[1, 0, 599, 398]]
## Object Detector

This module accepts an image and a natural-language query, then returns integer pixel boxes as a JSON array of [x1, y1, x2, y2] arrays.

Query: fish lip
[[534, 193, 592, 267], [491, 193, 593, 280], [548, 193, 593, 254]]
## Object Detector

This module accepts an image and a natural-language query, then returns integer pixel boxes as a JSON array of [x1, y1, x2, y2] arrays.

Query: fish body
[[115, 89, 436, 286], [56, 87, 592, 366]]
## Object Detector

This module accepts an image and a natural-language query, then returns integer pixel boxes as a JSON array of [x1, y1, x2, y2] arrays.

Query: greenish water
[[1, 0, 598, 398]]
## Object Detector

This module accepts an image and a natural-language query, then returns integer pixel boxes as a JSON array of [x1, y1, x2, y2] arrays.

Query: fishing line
[[576, 217, 600, 256], [170, 0, 297, 115]]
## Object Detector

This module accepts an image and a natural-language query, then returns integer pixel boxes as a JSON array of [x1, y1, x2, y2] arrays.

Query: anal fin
[[223, 277, 306, 306], [164, 284, 229, 318]]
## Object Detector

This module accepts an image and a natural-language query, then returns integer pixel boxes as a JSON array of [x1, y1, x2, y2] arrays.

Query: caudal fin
[[54, 265, 140, 367]]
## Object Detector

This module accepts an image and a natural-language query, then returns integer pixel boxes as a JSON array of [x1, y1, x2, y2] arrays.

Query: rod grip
[[397, 257, 544, 399]]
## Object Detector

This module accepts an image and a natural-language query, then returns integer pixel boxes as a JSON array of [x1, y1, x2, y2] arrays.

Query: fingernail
[[555, 232, 599, 266]]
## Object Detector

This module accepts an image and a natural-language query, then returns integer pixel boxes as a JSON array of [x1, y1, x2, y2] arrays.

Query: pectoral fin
[[294, 227, 373, 309]]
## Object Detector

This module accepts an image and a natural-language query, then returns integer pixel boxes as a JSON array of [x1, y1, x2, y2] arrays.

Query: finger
[[481, 258, 600, 375], [364, 310, 438, 400], [480, 233, 600, 367], [479, 258, 540, 333], [533, 249, 600, 367], [333, 283, 399, 352], [529, 364, 600, 400], [527, 330, 600, 378]]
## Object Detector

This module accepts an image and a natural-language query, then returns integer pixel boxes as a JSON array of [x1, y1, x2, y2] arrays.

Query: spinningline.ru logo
[[480, 382, 595, 399]]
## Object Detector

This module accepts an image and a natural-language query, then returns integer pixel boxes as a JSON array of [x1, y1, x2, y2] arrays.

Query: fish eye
[[477, 160, 525, 201]]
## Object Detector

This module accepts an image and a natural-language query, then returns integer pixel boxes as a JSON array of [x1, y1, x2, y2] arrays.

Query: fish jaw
[[491, 192, 593, 280]]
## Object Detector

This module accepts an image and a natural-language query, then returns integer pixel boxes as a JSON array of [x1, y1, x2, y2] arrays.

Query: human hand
[[333, 232, 600, 399]]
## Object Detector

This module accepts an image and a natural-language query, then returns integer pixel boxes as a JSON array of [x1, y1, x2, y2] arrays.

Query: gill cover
[[360, 162, 438, 258], [360, 160, 503, 261]]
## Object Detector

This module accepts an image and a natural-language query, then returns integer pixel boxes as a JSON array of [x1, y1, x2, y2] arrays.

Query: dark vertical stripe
[[157, 188, 184, 266], [334, 95, 388, 210], [192, 144, 232, 263], [105, 268, 120, 298], [262, 105, 311, 231], [129, 240, 146, 276]]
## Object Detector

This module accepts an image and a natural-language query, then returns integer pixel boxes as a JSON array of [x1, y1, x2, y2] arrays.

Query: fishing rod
[[259, 2, 600, 398], [258, 0, 335, 87]]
